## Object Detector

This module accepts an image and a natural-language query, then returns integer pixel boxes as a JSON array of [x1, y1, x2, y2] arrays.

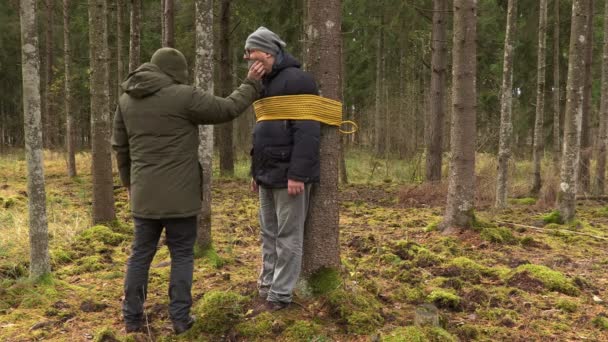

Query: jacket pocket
[[263, 146, 291, 162]]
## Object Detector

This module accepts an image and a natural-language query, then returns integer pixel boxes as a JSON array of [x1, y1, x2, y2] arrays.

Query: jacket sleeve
[[288, 120, 320, 182], [186, 78, 262, 125], [111, 105, 131, 187]]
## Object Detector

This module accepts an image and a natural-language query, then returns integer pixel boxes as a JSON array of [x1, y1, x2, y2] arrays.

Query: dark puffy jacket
[[251, 52, 320, 188]]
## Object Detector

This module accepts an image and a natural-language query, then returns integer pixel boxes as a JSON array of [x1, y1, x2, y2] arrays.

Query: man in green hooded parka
[[111, 47, 265, 335]]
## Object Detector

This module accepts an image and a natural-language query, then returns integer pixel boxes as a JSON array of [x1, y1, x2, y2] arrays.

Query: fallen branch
[[495, 221, 608, 241], [575, 195, 608, 200]]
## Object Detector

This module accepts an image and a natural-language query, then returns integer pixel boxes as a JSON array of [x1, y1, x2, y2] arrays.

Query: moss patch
[[509, 197, 537, 205], [235, 312, 274, 339], [282, 320, 324, 341], [189, 291, 246, 335], [542, 210, 563, 225], [76, 225, 126, 246], [383, 326, 457, 342], [506, 264, 579, 296], [480, 227, 516, 244], [326, 287, 384, 334], [426, 289, 461, 310], [592, 315, 608, 330], [308, 267, 342, 295]]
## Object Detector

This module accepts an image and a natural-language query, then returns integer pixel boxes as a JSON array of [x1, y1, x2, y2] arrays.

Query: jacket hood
[[267, 51, 301, 79], [121, 63, 175, 99]]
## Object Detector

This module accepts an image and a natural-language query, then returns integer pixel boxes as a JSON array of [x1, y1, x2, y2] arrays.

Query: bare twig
[[496, 220, 608, 241]]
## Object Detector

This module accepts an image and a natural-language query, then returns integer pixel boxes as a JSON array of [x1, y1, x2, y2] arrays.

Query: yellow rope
[[253, 94, 357, 134]]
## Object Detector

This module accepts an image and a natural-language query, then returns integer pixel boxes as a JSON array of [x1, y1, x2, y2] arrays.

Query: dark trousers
[[122, 216, 197, 325]]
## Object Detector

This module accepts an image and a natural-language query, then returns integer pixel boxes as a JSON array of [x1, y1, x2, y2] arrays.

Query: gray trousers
[[258, 184, 311, 303], [123, 216, 196, 325]]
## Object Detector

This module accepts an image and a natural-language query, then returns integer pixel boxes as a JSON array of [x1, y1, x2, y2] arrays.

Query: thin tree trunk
[[43, 0, 53, 148], [532, 0, 548, 195], [339, 37, 348, 184], [495, 0, 518, 208], [20, 0, 51, 279], [441, 0, 477, 233], [218, 0, 234, 176], [374, 21, 384, 156], [161, 0, 165, 46], [194, 0, 214, 249], [129, 0, 141, 73], [559, 0, 590, 222], [117, 0, 125, 91], [578, 0, 594, 194], [89, 0, 116, 223], [105, 0, 115, 116], [163, 0, 174, 47], [64, 0, 77, 177], [552, 0, 561, 169], [426, 0, 447, 182], [302, 0, 341, 276], [595, 0, 608, 195]]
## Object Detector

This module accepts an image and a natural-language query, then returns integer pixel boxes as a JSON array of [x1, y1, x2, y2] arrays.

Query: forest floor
[[1, 151, 608, 341]]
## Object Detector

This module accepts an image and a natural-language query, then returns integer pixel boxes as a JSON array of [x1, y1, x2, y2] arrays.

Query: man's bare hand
[[250, 178, 259, 193], [247, 61, 266, 81], [287, 179, 304, 196]]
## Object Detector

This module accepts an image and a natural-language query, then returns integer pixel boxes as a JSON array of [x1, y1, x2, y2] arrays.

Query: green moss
[[195, 245, 225, 269], [427, 289, 461, 310], [507, 264, 579, 296], [592, 315, 608, 330], [477, 308, 518, 321], [50, 249, 73, 265], [327, 287, 383, 334], [3, 197, 15, 209], [542, 210, 563, 224], [556, 299, 577, 313], [480, 227, 516, 244], [509, 197, 537, 205], [189, 291, 246, 335], [424, 220, 440, 232], [235, 312, 273, 339], [308, 267, 342, 295], [73, 255, 104, 274], [393, 284, 425, 303], [94, 328, 116, 342], [77, 225, 125, 246], [447, 256, 496, 281], [455, 324, 479, 340], [392, 241, 441, 267], [383, 326, 457, 342], [282, 320, 324, 341]]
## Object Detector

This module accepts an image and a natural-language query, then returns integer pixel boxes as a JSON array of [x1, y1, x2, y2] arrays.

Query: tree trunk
[[339, 34, 348, 185], [302, 0, 341, 276], [218, 0, 234, 176], [426, 0, 447, 182], [129, 0, 141, 73], [374, 22, 384, 156], [163, 0, 174, 47], [495, 0, 518, 208], [558, 0, 590, 222], [578, 0, 594, 194], [552, 0, 561, 169], [89, 0, 116, 223], [117, 0, 125, 91], [20, 0, 51, 279], [161, 0, 165, 46], [194, 0, 214, 249], [595, 0, 608, 196], [43, 0, 53, 148], [531, 0, 548, 195], [441, 0, 477, 233], [105, 0, 115, 116], [64, 0, 77, 177]]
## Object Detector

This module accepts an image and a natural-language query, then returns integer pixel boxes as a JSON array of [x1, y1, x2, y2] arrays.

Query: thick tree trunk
[[578, 0, 594, 194], [43, 0, 53, 148], [129, 0, 141, 73], [194, 0, 214, 249], [441, 0, 477, 233], [64, 0, 77, 177], [20, 0, 51, 279], [89, 0, 116, 223], [163, 0, 174, 47], [495, 0, 518, 208], [558, 0, 590, 222], [594, 0, 608, 195], [302, 0, 341, 276], [426, 0, 447, 182], [218, 0, 234, 176], [531, 0, 548, 195], [552, 0, 561, 169]]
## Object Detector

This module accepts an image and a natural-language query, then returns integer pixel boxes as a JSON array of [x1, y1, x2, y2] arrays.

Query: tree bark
[[194, 0, 214, 249], [163, 0, 174, 47], [64, 0, 77, 177], [217, 0, 234, 176], [531, 0, 548, 195], [20, 0, 51, 279], [426, 0, 448, 182], [43, 0, 53, 148], [161, 0, 166, 46], [441, 0, 477, 232], [558, 0, 590, 222], [552, 0, 561, 169], [302, 0, 341, 276], [594, 0, 608, 195], [129, 0, 141, 73], [495, 0, 518, 208], [578, 0, 594, 194], [89, 0, 116, 223], [117, 0, 125, 92], [374, 21, 384, 156]]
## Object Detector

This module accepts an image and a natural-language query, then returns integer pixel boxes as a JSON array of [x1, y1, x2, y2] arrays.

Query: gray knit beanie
[[245, 26, 286, 56], [150, 47, 189, 84]]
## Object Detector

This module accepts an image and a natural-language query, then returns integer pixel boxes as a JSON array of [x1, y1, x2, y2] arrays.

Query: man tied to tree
[[111, 47, 265, 335], [245, 27, 320, 311]]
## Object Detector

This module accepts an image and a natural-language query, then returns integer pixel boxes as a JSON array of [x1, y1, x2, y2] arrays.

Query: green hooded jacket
[[111, 62, 261, 219]]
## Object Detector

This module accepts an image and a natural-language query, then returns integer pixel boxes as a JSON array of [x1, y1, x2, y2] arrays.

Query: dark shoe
[[265, 300, 289, 312], [173, 315, 195, 335], [125, 322, 143, 333]]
